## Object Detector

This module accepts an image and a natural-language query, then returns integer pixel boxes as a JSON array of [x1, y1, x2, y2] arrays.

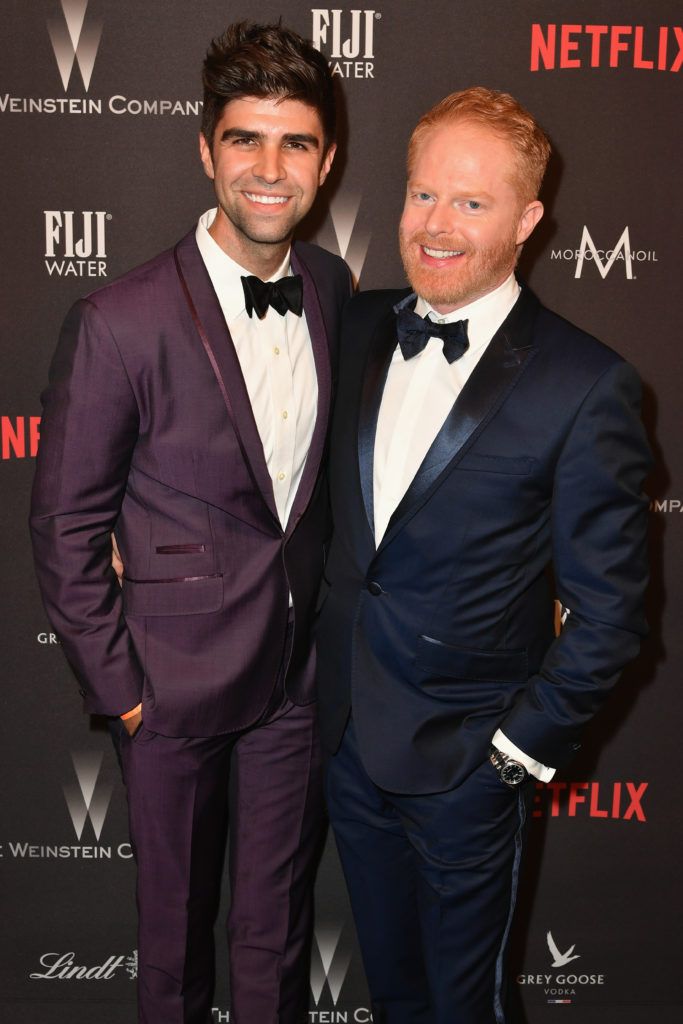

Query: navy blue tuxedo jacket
[[30, 231, 351, 736], [315, 284, 651, 793]]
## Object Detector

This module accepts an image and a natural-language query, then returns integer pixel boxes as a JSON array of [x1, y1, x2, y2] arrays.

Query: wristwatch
[[489, 745, 528, 787]]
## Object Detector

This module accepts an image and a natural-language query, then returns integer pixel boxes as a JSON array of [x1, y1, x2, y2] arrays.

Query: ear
[[318, 142, 337, 186], [516, 200, 544, 245], [199, 132, 215, 180]]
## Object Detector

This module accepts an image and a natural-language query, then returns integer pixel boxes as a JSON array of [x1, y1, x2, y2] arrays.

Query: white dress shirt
[[195, 208, 317, 530], [373, 273, 554, 780]]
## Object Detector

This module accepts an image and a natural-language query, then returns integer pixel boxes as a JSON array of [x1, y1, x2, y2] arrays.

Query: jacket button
[[78, 688, 86, 697], [367, 581, 384, 596]]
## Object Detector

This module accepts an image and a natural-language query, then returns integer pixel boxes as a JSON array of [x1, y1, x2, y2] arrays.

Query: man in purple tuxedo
[[30, 22, 351, 1024]]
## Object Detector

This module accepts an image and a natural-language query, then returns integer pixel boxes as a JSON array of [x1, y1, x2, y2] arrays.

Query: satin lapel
[[285, 245, 332, 534], [379, 286, 541, 551], [173, 233, 279, 526], [357, 303, 405, 539]]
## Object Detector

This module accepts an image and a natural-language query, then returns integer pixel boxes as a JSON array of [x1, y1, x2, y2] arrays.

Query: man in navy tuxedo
[[31, 22, 351, 1024], [316, 87, 650, 1023]]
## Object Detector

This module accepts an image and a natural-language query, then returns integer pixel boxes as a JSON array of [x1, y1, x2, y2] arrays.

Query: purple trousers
[[119, 692, 323, 1024]]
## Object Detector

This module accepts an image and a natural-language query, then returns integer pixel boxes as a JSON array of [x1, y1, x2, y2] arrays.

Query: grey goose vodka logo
[[547, 931, 580, 968], [47, 0, 103, 92]]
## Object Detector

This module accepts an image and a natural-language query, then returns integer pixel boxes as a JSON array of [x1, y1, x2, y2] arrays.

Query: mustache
[[404, 232, 470, 252]]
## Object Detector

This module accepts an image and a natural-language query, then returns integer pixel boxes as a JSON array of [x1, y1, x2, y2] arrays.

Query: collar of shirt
[[195, 207, 292, 326], [413, 272, 520, 358]]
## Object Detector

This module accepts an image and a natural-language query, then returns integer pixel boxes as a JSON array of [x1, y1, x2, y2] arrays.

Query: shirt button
[[278, 471, 286, 481], [273, 346, 280, 355], [282, 410, 288, 419]]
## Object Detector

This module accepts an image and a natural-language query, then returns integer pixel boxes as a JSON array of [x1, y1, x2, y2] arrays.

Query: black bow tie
[[241, 274, 304, 319], [396, 306, 469, 364]]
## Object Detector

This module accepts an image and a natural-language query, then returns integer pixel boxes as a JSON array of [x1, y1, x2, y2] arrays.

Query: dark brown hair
[[201, 21, 336, 153]]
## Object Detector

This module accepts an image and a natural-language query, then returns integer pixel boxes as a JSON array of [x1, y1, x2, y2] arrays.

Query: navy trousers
[[326, 720, 533, 1024]]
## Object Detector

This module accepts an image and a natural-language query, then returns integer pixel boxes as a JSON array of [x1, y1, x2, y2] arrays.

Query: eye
[[465, 200, 481, 210]]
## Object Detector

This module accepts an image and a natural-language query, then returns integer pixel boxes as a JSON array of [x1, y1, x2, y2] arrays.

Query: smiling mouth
[[244, 192, 290, 206], [422, 245, 464, 259]]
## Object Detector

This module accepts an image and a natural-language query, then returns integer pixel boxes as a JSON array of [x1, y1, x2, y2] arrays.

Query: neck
[[208, 217, 291, 278]]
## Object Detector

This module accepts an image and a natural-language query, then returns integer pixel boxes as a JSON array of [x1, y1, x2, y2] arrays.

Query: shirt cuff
[[120, 703, 142, 721], [492, 729, 555, 782]]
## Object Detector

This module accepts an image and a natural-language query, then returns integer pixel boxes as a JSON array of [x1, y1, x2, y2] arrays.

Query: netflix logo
[[530, 24, 683, 72], [2, 416, 41, 460], [532, 781, 648, 822]]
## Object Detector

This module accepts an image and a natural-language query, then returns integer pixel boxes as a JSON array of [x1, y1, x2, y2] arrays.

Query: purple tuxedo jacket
[[30, 231, 352, 736]]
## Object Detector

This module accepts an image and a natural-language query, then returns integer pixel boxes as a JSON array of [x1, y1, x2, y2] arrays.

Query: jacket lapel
[[357, 300, 408, 539], [285, 244, 332, 534], [379, 285, 541, 551], [174, 232, 280, 526]]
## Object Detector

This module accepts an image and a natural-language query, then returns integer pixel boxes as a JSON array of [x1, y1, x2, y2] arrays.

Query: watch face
[[500, 761, 527, 786]]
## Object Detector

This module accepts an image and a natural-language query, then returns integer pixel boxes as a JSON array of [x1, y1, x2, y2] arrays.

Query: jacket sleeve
[[29, 298, 144, 716], [500, 359, 652, 767]]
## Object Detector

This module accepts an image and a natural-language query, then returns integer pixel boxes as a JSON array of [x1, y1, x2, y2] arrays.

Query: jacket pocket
[[122, 574, 223, 617], [155, 544, 207, 554], [456, 452, 536, 475], [416, 635, 528, 683]]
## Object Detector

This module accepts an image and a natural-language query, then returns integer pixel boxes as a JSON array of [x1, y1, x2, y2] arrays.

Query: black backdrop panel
[[2, 2, 680, 1021]]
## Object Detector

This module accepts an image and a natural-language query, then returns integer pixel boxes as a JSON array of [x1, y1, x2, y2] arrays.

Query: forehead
[[215, 95, 324, 138], [410, 120, 519, 193]]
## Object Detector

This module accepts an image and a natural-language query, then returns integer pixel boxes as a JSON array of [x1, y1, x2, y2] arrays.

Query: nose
[[423, 200, 458, 238], [253, 143, 285, 184]]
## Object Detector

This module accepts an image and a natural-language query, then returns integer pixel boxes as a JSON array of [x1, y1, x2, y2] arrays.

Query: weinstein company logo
[[318, 192, 371, 286], [312, 8, 381, 78], [518, 931, 606, 1005], [44, 209, 111, 278], [1, 0, 200, 117], [47, 0, 103, 92], [63, 751, 113, 841], [551, 227, 658, 279], [310, 924, 352, 1009], [3, 752, 132, 862], [211, 925, 363, 1023]]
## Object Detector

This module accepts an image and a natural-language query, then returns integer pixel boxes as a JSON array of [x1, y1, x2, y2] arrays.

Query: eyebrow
[[408, 182, 496, 202], [219, 128, 320, 148]]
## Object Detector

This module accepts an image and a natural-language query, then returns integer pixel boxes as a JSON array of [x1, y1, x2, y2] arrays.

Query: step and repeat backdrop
[[1, 2, 680, 1022]]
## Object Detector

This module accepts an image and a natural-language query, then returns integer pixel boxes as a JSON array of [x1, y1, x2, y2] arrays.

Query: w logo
[[323, 192, 372, 287], [47, 0, 103, 92], [63, 751, 113, 840], [310, 924, 352, 1006]]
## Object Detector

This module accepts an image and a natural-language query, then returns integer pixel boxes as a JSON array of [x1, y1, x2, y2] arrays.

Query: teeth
[[245, 193, 289, 205], [423, 246, 463, 258]]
